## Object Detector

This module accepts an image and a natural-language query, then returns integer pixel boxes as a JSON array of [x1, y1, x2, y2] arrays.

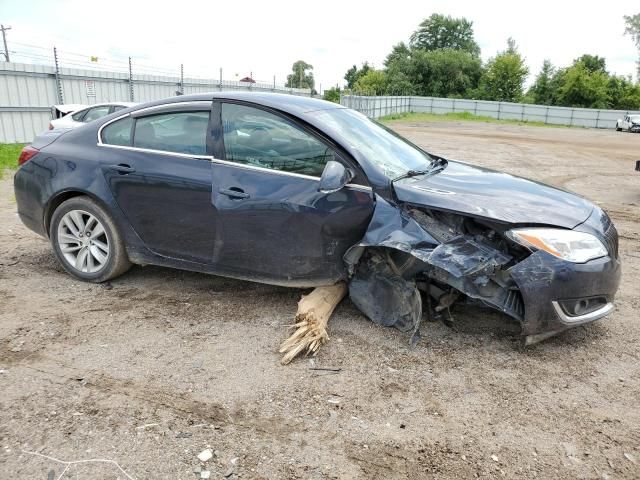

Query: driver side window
[[221, 103, 335, 177]]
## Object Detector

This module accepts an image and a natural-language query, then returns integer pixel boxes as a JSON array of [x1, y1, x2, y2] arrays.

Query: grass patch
[[0, 143, 25, 178], [380, 111, 569, 128]]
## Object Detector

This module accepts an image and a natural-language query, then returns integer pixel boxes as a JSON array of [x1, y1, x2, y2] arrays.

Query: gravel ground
[[1, 121, 639, 479]]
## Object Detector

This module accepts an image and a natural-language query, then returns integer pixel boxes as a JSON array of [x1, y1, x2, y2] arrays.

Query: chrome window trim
[[552, 300, 613, 324], [210, 158, 372, 192], [97, 143, 213, 160]]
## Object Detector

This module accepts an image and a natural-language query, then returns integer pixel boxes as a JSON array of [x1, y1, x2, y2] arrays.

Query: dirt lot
[[1, 121, 639, 479]]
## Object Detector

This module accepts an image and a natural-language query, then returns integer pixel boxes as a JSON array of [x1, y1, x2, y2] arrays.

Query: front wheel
[[50, 196, 131, 282]]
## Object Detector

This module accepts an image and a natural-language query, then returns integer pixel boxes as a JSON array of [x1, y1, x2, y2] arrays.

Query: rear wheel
[[50, 196, 131, 282]]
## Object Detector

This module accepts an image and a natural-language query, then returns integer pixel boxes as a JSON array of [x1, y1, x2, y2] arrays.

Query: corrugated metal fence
[[0, 61, 313, 143], [341, 95, 640, 129]]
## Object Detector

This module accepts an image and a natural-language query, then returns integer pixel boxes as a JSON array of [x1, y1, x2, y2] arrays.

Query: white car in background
[[49, 102, 136, 130], [616, 114, 640, 133]]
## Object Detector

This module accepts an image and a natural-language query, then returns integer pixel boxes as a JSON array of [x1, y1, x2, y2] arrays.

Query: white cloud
[[3, 0, 638, 91]]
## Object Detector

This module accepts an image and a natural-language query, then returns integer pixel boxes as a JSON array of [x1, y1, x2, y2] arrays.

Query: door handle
[[219, 187, 250, 199], [108, 164, 135, 174]]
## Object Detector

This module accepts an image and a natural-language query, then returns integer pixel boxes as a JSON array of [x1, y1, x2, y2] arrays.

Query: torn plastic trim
[[344, 195, 525, 334]]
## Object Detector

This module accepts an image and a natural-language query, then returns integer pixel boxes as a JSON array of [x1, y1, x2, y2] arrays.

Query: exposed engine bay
[[345, 196, 532, 342]]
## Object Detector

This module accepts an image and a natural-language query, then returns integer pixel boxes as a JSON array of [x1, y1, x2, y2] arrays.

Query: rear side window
[[71, 109, 88, 121], [102, 116, 133, 146], [133, 111, 210, 155], [83, 106, 111, 122]]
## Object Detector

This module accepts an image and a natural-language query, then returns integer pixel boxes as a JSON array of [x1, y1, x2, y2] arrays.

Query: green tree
[[410, 48, 482, 97], [528, 60, 556, 105], [386, 71, 415, 95], [353, 69, 388, 95], [323, 86, 341, 103], [385, 44, 415, 94], [409, 14, 480, 56], [384, 42, 412, 67], [477, 39, 529, 102], [576, 54, 607, 74], [624, 13, 640, 77], [555, 62, 610, 108], [344, 62, 371, 89], [286, 60, 314, 89], [607, 75, 640, 109]]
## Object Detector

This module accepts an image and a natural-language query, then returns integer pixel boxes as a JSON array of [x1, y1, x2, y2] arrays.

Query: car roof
[[95, 102, 137, 107], [130, 92, 344, 118]]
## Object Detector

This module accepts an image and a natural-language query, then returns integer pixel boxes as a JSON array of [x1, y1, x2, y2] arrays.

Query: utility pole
[[1, 24, 11, 62]]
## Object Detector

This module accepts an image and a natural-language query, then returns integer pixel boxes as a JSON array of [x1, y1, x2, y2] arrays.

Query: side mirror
[[318, 161, 354, 194]]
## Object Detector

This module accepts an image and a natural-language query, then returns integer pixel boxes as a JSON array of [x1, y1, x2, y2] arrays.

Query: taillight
[[18, 145, 39, 166]]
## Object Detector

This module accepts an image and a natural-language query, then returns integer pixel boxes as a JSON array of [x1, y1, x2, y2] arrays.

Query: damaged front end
[[344, 195, 620, 345]]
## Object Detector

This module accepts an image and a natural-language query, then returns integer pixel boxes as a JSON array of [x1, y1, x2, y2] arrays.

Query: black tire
[[49, 196, 131, 283], [616, 126, 622, 132]]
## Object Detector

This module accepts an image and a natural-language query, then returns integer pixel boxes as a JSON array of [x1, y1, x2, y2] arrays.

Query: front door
[[99, 103, 217, 263], [210, 102, 374, 285]]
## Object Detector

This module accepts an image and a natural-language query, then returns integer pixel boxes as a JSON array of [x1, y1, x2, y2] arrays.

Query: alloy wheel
[[57, 209, 110, 273]]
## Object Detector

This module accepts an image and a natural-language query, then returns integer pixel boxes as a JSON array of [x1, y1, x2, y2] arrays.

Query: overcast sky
[[2, 0, 638, 91]]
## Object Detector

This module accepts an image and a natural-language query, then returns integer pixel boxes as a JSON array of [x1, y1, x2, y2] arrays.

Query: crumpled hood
[[393, 160, 594, 229]]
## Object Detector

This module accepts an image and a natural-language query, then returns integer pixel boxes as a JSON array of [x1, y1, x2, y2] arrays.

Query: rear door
[[209, 101, 374, 285], [99, 102, 218, 263]]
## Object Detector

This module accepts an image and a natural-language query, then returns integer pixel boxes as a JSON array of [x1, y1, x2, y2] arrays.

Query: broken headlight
[[506, 228, 607, 263]]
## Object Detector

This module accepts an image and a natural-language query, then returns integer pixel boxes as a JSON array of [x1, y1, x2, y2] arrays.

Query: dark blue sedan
[[14, 93, 621, 344]]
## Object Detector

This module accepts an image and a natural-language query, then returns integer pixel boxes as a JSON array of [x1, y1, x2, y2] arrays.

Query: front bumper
[[510, 250, 621, 342]]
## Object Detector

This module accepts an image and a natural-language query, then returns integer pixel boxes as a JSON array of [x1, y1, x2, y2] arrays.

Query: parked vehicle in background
[[49, 102, 136, 130], [51, 104, 88, 120], [616, 114, 640, 132], [14, 92, 621, 345]]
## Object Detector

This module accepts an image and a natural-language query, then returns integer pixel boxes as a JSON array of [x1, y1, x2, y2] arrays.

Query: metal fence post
[[545, 106, 549, 124], [474, 101, 478, 115], [219, 68, 222, 91], [179, 63, 184, 95], [128, 57, 134, 102], [595, 109, 600, 128], [53, 46, 64, 104], [570, 108, 574, 127], [497, 102, 501, 120]]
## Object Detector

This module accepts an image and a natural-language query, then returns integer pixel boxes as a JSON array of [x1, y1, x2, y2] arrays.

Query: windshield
[[311, 108, 433, 179], [630, 115, 640, 122]]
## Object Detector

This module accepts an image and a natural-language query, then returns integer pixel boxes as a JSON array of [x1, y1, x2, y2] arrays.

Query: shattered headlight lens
[[507, 228, 607, 263]]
